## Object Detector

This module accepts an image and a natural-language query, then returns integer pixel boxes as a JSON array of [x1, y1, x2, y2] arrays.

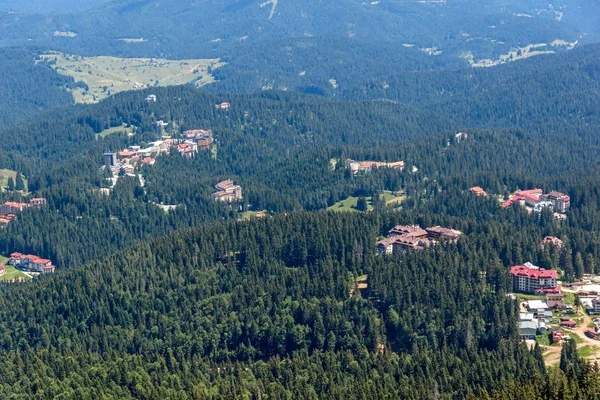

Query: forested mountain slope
[[0, 206, 600, 397], [0, 48, 76, 125], [344, 43, 600, 130], [0, 0, 597, 63]]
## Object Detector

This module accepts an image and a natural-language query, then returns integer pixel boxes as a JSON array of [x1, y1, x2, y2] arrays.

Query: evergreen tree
[[15, 172, 25, 191]]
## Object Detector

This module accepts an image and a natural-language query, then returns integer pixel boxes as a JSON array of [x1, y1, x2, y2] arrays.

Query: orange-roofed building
[[470, 186, 487, 196]]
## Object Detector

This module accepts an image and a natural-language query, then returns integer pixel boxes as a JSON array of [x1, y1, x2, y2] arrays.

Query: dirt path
[[544, 311, 600, 366]]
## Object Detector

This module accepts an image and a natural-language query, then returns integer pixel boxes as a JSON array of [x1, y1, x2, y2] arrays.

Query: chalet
[[425, 226, 462, 242], [212, 180, 243, 202], [145, 94, 157, 102], [586, 329, 600, 340], [469, 186, 487, 196], [552, 330, 565, 344], [376, 238, 395, 256], [0, 264, 5, 276], [142, 157, 156, 166], [560, 319, 577, 329], [541, 236, 564, 250], [510, 263, 557, 294], [546, 292, 566, 310], [216, 102, 230, 110]]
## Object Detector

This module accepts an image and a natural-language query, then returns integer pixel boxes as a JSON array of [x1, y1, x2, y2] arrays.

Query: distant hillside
[[0, 0, 598, 64], [0, 48, 75, 125], [343, 43, 600, 131]]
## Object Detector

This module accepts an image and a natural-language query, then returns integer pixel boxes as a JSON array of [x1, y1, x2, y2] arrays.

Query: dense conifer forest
[[1, 12, 600, 397]]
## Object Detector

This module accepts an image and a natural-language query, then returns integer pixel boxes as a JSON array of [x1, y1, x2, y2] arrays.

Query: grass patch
[[328, 196, 373, 213], [380, 192, 406, 207], [241, 210, 267, 220], [563, 292, 575, 305], [98, 124, 135, 139], [0, 265, 31, 282], [578, 345, 599, 358], [536, 332, 552, 346], [0, 169, 27, 192], [517, 293, 546, 301], [566, 332, 584, 344], [39, 53, 225, 104]]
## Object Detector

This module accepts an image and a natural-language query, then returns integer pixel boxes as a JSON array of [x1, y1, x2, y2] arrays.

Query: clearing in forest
[[39, 53, 226, 103], [0, 169, 27, 192], [0, 255, 31, 282]]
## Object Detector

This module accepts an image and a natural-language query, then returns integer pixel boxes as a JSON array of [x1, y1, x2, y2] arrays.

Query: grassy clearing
[[537, 332, 552, 346], [380, 192, 406, 207], [578, 345, 599, 358], [0, 263, 31, 282], [0, 169, 28, 192], [517, 293, 546, 301], [39, 53, 225, 103], [98, 124, 135, 139], [241, 210, 267, 220], [327, 196, 373, 213]]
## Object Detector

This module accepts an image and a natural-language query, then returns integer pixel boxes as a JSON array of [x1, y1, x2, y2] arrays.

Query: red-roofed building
[[216, 102, 230, 110], [118, 150, 136, 158], [470, 186, 488, 196], [142, 157, 156, 166], [552, 330, 565, 343], [42, 265, 56, 274], [0, 264, 5, 276], [510, 264, 557, 293], [560, 319, 577, 328]]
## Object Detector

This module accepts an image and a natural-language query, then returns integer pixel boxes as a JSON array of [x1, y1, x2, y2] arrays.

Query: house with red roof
[[0, 264, 5, 276], [510, 263, 557, 293]]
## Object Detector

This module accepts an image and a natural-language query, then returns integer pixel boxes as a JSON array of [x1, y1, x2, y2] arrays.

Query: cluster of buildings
[[0, 198, 47, 227], [519, 299, 575, 339], [103, 129, 215, 179], [502, 189, 571, 213], [104, 140, 171, 176], [376, 224, 462, 255], [212, 180, 243, 202], [7, 252, 55, 274], [345, 159, 405, 175]]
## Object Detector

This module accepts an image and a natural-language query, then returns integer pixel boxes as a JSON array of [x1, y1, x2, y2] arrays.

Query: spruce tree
[[15, 172, 24, 191]]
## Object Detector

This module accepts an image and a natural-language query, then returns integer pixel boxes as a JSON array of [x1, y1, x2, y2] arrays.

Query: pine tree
[[6, 176, 14, 191], [15, 172, 24, 191]]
